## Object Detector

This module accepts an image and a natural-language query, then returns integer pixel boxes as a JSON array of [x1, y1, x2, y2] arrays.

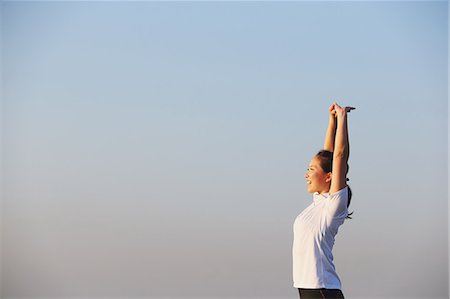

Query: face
[[305, 156, 332, 194]]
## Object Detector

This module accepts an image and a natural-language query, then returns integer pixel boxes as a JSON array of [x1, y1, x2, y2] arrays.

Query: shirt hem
[[293, 283, 341, 289]]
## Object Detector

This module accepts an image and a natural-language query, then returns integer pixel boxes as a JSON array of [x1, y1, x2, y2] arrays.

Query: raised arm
[[323, 103, 337, 152], [329, 103, 354, 194]]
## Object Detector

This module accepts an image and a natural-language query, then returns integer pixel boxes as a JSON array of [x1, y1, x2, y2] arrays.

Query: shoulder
[[325, 185, 349, 219], [328, 185, 348, 199]]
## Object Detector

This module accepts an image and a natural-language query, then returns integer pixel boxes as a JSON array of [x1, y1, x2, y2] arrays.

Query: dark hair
[[315, 150, 354, 219]]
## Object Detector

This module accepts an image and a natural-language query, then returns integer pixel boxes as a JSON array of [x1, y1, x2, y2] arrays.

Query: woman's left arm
[[329, 104, 354, 194]]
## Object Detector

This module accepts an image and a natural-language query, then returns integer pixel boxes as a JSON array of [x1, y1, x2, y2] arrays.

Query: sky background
[[0, 1, 448, 299]]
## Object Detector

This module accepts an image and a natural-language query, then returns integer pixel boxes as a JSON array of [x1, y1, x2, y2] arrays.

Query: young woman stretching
[[292, 102, 354, 299]]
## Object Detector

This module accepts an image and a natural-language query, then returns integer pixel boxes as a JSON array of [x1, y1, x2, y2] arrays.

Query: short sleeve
[[326, 186, 349, 219]]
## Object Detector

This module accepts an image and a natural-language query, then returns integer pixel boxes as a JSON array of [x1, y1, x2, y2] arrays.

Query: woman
[[292, 102, 354, 299]]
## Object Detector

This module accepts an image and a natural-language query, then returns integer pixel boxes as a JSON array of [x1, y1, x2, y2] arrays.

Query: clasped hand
[[329, 101, 355, 117]]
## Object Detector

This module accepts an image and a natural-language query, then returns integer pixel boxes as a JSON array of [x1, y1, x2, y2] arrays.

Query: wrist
[[335, 109, 347, 118], [329, 114, 337, 124]]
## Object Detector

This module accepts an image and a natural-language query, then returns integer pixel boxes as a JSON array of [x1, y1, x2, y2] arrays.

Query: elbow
[[333, 149, 348, 159]]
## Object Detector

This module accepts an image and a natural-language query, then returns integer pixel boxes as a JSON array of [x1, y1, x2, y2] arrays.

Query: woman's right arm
[[323, 103, 337, 152]]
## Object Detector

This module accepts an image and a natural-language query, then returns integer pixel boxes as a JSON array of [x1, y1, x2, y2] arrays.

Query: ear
[[325, 172, 332, 183]]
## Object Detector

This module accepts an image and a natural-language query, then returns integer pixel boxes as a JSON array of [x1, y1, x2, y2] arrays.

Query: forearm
[[334, 113, 349, 160], [324, 115, 337, 151]]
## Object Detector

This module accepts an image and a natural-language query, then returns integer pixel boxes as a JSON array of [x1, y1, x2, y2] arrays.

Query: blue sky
[[1, 2, 448, 298]]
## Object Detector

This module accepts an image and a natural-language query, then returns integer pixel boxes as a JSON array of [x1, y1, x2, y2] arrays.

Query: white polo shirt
[[292, 186, 348, 289]]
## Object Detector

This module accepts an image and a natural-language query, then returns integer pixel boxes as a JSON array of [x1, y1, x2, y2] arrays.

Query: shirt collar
[[313, 191, 330, 204]]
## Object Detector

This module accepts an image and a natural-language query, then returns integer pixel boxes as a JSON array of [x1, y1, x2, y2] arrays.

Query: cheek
[[311, 172, 320, 181], [313, 172, 326, 182]]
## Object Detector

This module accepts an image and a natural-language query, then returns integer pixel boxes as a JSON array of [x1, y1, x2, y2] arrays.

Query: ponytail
[[346, 183, 353, 220]]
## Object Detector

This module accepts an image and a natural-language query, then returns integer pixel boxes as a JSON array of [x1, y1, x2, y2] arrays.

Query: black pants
[[298, 288, 345, 299]]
